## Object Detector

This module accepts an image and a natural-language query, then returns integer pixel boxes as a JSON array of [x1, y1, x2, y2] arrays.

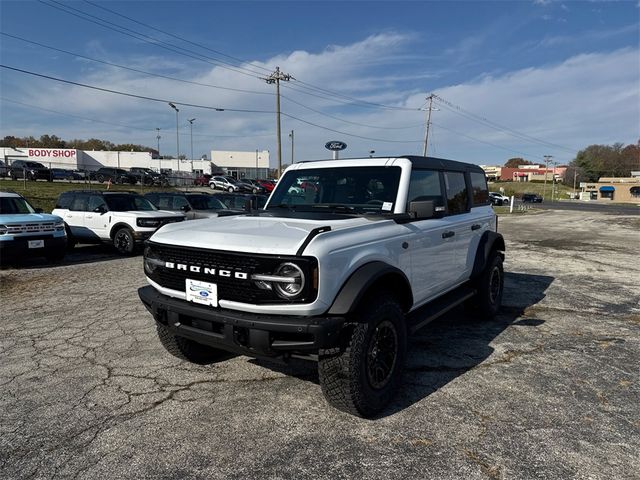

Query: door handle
[[442, 231, 455, 239], [471, 224, 481, 231]]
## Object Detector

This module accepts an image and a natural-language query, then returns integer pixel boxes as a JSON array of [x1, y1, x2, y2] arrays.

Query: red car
[[194, 174, 212, 186], [257, 179, 276, 193]]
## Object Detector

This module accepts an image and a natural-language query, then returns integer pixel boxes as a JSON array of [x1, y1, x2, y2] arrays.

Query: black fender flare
[[327, 261, 413, 316], [109, 222, 133, 239], [470, 231, 506, 280]]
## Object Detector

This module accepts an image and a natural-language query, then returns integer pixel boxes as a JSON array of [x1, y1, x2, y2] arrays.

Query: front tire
[[113, 227, 135, 255], [318, 294, 406, 417], [227, 186, 234, 193], [156, 323, 226, 364]]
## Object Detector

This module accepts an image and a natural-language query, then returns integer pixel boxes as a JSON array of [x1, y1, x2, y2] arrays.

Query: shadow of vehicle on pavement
[[1, 243, 138, 270], [252, 271, 554, 418]]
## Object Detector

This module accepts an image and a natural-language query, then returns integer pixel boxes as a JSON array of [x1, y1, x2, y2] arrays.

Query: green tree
[[504, 157, 533, 168]]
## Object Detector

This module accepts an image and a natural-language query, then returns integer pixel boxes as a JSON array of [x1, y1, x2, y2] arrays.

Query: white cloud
[[4, 33, 639, 167]]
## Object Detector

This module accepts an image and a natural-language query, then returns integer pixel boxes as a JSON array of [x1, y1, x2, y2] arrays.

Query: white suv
[[52, 191, 184, 254], [139, 156, 505, 416]]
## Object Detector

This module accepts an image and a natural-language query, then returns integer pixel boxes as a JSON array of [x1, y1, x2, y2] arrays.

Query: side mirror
[[408, 200, 436, 219], [180, 205, 191, 212], [94, 205, 106, 214]]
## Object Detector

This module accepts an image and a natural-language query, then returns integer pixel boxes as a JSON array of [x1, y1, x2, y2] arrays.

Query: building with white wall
[[0, 147, 214, 175], [211, 150, 270, 179]]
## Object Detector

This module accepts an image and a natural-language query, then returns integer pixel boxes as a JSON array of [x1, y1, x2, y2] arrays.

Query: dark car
[[522, 193, 543, 203], [144, 192, 242, 220], [90, 167, 137, 185], [213, 193, 268, 211], [237, 178, 265, 194], [51, 168, 82, 181], [9, 160, 52, 181], [130, 167, 169, 186]]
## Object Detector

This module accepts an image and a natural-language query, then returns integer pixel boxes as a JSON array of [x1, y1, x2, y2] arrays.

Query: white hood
[[150, 214, 372, 255]]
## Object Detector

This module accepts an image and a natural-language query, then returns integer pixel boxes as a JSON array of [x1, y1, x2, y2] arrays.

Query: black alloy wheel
[[366, 320, 399, 390], [113, 227, 135, 255]]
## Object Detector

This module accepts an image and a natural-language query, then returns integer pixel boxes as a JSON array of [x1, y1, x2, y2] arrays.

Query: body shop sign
[[28, 149, 76, 158]]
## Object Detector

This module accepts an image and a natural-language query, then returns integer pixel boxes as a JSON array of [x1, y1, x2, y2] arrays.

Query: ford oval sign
[[325, 141, 347, 151]]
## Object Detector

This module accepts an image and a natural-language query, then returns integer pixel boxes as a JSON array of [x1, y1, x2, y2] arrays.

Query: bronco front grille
[[6, 222, 57, 234], [144, 242, 317, 304]]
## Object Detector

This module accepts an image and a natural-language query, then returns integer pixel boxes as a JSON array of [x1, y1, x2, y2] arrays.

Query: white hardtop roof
[[0, 191, 22, 198]]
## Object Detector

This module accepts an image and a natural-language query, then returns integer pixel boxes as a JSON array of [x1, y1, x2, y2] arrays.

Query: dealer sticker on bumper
[[28, 240, 45, 249], [186, 279, 218, 307]]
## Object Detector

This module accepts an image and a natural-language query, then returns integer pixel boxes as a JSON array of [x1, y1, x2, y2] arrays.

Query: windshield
[[186, 195, 227, 210], [0, 197, 36, 214], [267, 166, 401, 214], [104, 194, 157, 211]]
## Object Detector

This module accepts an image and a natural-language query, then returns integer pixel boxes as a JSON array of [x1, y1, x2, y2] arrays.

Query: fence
[[0, 160, 207, 192]]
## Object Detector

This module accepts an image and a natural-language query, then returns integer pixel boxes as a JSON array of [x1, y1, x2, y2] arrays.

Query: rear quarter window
[[56, 192, 74, 209], [469, 171, 489, 205]]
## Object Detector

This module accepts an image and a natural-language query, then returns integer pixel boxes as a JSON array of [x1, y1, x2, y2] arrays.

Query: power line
[[0, 32, 273, 97], [281, 93, 424, 130], [83, 0, 273, 76], [432, 94, 576, 154], [39, 0, 265, 80], [0, 64, 274, 114]]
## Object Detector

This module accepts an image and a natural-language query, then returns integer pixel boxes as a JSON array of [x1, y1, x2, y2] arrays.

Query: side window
[[443, 171, 469, 215], [469, 171, 489, 205], [173, 196, 189, 209], [145, 194, 158, 207], [406, 169, 443, 209], [88, 195, 107, 212], [56, 192, 74, 209], [70, 193, 89, 211], [156, 195, 173, 210]]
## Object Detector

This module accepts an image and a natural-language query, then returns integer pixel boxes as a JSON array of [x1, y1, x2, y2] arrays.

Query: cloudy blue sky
[[0, 0, 638, 167]]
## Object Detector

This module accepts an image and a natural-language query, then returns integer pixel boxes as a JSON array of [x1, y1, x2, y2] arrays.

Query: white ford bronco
[[138, 156, 505, 417], [53, 191, 184, 255]]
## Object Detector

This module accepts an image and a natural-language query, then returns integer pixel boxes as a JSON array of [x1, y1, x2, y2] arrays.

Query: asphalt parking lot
[[1, 208, 639, 479]]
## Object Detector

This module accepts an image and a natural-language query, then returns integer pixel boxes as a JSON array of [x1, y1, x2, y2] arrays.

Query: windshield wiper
[[311, 204, 357, 213]]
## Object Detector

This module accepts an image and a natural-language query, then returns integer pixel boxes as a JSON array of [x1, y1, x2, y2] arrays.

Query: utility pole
[[542, 155, 553, 201], [289, 130, 294, 165], [573, 168, 578, 199], [422, 94, 435, 157], [156, 128, 161, 156], [263, 66, 291, 178]]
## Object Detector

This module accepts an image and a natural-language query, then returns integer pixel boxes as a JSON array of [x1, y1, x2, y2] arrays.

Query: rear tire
[[466, 253, 504, 319], [156, 323, 226, 364], [318, 294, 406, 417]]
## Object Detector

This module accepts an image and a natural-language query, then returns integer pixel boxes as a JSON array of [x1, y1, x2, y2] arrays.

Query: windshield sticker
[[382, 202, 393, 211]]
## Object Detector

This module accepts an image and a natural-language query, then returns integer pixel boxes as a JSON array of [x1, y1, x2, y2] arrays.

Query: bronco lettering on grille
[[164, 262, 248, 280]]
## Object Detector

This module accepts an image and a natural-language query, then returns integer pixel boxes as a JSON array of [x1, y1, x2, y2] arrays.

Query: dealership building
[[0, 147, 270, 178]]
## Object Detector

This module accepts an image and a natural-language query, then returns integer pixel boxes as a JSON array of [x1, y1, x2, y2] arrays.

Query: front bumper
[[138, 285, 345, 358], [0, 235, 66, 257]]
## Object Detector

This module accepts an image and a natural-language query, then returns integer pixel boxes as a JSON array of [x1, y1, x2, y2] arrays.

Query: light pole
[[188, 118, 196, 161], [255, 149, 259, 178], [169, 102, 180, 171], [156, 128, 161, 171], [289, 130, 294, 165]]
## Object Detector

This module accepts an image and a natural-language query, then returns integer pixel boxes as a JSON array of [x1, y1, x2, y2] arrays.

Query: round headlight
[[273, 262, 305, 299]]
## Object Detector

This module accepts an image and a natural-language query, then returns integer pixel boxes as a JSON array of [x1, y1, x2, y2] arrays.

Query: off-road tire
[[113, 227, 135, 255], [64, 224, 76, 250], [467, 253, 504, 319], [318, 294, 406, 417], [96, 174, 105, 183], [156, 323, 226, 364]]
